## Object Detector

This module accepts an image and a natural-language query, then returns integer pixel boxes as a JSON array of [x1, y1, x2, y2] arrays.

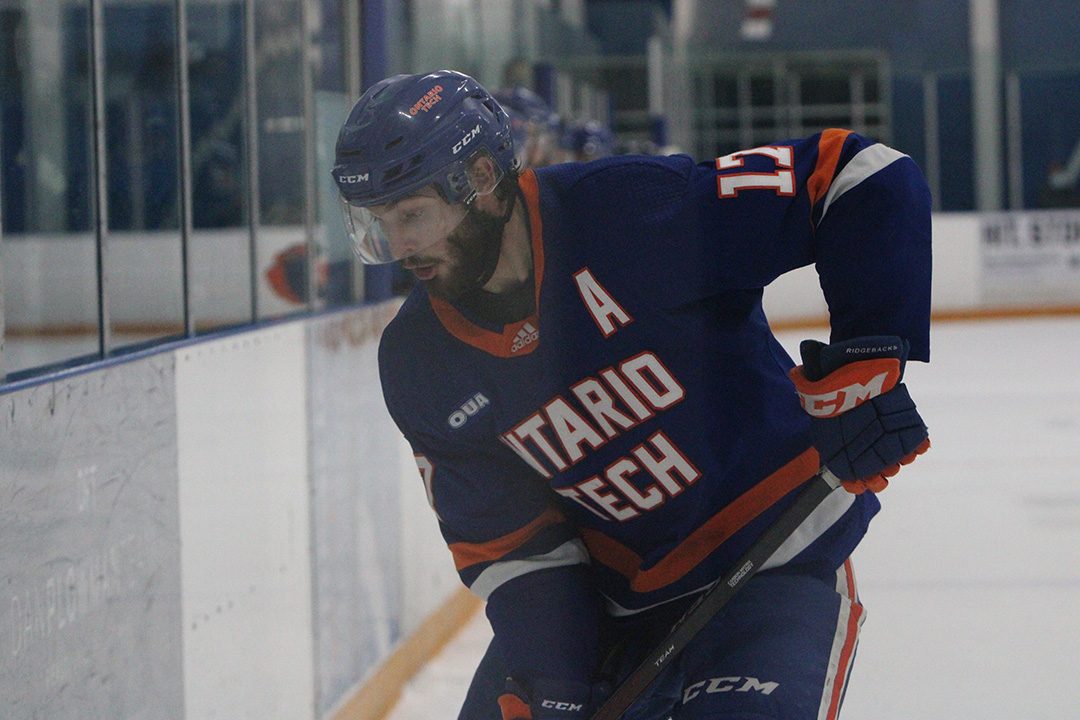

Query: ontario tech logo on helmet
[[331, 70, 518, 263]]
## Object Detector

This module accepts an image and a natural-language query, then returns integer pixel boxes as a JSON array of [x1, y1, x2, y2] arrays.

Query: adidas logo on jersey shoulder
[[511, 322, 539, 353]]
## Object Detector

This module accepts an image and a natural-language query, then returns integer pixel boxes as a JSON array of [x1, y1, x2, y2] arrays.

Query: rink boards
[[0, 302, 460, 720]]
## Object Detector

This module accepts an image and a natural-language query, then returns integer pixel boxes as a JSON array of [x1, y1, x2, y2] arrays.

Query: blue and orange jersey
[[378, 129, 931, 681]]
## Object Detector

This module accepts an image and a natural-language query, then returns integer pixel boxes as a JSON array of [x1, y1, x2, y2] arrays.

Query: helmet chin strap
[[473, 188, 520, 289]]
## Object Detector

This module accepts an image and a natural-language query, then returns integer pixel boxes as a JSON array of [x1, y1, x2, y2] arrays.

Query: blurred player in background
[[560, 119, 616, 163], [494, 86, 564, 168], [332, 70, 932, 720]]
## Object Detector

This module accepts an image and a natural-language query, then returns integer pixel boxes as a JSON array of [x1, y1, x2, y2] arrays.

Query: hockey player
[[493, 86, 563, 168], [333, 70, 931, 719], [560, 119, 616, 163]]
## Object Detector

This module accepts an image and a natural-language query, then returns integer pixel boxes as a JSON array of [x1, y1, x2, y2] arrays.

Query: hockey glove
[[499, 678, 603, 720], [789, 335, 930, 494]]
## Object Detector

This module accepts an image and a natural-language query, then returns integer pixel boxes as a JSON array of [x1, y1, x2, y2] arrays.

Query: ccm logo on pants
[[683, 676, 779, 704], [541, 701, 584, 711]]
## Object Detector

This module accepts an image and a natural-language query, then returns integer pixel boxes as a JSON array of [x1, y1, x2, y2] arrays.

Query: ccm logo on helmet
[[453, 124, 483, 155], [338, 173, 369, 184]]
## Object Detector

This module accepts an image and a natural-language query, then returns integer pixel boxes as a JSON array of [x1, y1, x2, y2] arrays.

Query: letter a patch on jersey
[[573, 267, 633, 338]]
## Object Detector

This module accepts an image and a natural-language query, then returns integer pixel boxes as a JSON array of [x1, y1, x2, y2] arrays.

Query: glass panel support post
[[88, 0, 111, 357]]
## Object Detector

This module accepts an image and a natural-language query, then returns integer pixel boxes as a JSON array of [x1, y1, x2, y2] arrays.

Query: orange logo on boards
[[410, 85, 444, 115]]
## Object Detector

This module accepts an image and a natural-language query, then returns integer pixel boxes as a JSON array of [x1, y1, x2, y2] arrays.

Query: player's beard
[[416, 205, 506, 302]]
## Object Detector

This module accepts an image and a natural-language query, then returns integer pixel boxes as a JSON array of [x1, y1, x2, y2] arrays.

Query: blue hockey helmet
[[332, 70, 518, 263]]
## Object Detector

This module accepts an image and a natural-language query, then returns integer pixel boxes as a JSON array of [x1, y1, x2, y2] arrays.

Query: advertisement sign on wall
[[980, 210, 1080, 305]]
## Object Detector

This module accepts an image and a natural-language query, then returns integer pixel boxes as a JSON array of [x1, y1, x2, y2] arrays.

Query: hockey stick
[[589, 468, 842, 720]]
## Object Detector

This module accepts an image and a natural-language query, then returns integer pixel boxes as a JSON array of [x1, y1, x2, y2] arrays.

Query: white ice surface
[[388, 317, 1080, 720]]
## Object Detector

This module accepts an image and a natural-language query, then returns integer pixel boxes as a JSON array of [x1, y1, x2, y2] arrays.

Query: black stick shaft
[[590, 471, 839, 720]]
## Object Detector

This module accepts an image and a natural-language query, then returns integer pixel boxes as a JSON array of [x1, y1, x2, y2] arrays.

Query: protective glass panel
[[102, 1, 185, 349], [0, 1, 98, 377], [316, 90, 362, 304], [187, 0, 253, 332], [254, 0, 307, 319]]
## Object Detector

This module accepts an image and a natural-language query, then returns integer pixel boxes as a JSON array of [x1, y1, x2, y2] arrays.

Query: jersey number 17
[[715, 146, 796, 198]]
